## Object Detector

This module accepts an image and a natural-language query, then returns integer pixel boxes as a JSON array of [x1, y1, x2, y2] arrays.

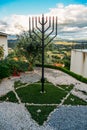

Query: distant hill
[[8, 34, 87, 49], [54, 38, 87, 44]]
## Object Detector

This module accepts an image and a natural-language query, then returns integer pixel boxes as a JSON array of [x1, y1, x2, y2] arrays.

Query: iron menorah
[[29, 14, 58, 93]]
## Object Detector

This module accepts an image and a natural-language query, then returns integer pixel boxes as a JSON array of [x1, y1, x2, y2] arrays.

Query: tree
[[15, 31, 42, 69], [14, 31, 52, 70]]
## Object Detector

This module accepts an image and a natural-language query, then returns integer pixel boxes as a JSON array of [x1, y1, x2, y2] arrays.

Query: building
[[0, 32, 8, 58], [70, 49, 87, 78]]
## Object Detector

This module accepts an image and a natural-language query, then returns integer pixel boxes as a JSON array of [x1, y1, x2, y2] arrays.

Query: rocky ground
[[0, 67, 87, 130]]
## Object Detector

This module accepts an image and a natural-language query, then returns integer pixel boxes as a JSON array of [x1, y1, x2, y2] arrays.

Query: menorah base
[[40, 90, 46, 94]]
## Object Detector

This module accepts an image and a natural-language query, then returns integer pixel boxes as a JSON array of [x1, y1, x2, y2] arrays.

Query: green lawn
[[0, 91, 18, 103], [26, 105, 56, 125], [64, 94, 87, 105], [57, 84, 74, 92], [16, 83, 67, 104]]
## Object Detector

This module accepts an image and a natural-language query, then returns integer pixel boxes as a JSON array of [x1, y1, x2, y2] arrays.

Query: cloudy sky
[[0, 0, 87, 40]]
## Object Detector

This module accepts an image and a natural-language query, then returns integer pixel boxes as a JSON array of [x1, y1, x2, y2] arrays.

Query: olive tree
[[15, 31, 52, 70], [15, 31, 42, 69]]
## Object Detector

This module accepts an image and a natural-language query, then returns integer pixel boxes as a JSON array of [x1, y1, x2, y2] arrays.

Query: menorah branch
[[44, 16, 48, 24], [32, 30, 42, 40], [35, 17, 42, 33], [38, 17, 42, 25], [45, 35, 57, 47], [44, 17, 51, 32], [32, 17, 42, 40]]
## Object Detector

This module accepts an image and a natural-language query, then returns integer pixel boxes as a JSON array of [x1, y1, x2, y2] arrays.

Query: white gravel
[[0, 102, 55, 130]]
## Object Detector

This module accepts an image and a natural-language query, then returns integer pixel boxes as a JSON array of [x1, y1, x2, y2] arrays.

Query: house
[[70, 49, 87, 78], [0, 32, 8, 58]]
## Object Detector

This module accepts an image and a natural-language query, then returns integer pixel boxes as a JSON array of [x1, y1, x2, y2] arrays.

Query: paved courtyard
[[0, 67, 87, 130]]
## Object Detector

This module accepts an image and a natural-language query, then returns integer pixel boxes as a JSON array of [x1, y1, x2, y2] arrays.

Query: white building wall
[[82, 52, 87, 78], [70, 49, 87, 78], [0, 35, 8, 58]]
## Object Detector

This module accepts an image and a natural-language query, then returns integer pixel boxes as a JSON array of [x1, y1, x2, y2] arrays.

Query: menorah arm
[[44, 17, 51, 32], [44, 17, 48, 24], [29, 34, 38, 42], [38, 17, 42, 25], [44, 29, 54, 40], [45, 35, 57, 47], [35, 17, 42, 33], [32, 30, 42, 40], [36, 26, 42, 33], [45, 16, 55, 40], [32, 17, 42, 40], [44, 25, 51, 32]]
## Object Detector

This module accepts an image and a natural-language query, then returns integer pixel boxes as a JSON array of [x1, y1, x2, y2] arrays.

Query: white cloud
[[0, 15, 29, 34], [47, 4, 87, 40], [48, 4, 87, 25], [0, 4, 87, 40]]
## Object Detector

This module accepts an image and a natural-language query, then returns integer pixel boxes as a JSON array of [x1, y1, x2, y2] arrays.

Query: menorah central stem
[[41, 14, 45, 93]]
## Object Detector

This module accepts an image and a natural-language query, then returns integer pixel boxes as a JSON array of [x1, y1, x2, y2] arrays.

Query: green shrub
[[0, 61, 11, 79], [0, 59, 29, 79], [16, 61, 29, 72], [5, 59, 19, 74], [4, 59, 29, 73]]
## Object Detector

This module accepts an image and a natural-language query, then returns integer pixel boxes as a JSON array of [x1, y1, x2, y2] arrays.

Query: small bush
[[7, 59, 29, 72], [16, 61, 29, 72], [0, 64, 11, 79], [0, 59, 30, 79]]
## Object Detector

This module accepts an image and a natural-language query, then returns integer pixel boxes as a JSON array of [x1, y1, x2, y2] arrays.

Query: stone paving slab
[[35, 67, 81, 85], [0, 70, 41, 96], [0, 78, 14, 96]]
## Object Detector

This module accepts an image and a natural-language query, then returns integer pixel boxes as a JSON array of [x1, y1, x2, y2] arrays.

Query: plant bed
[[57, 84, 74, 92], [0, 91, 18, 103], [63, 94, 87, 105], [25, 105, 56, 125], [16, 83, 67, 104]]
